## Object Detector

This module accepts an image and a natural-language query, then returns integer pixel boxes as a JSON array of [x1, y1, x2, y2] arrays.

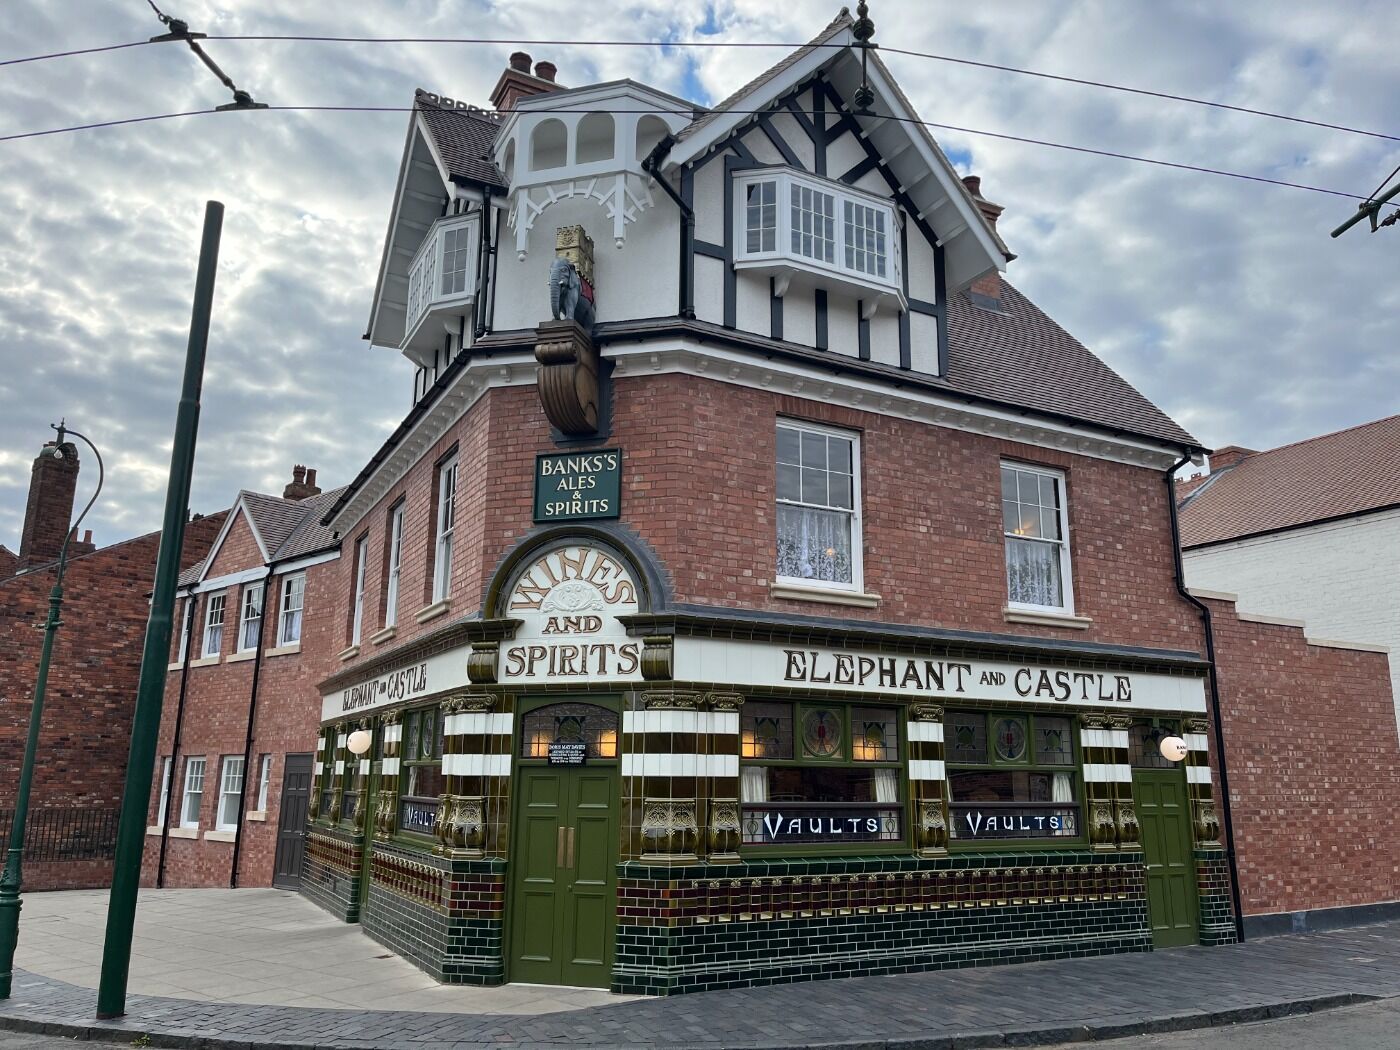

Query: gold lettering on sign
[[508, 546, 637, 611]]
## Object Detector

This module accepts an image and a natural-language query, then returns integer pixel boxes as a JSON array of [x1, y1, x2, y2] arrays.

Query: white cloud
[[1, 0, 1396, 548]]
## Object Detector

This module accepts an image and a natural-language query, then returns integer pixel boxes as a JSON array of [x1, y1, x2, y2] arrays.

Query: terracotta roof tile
[[1178, 414, 1400, 548]]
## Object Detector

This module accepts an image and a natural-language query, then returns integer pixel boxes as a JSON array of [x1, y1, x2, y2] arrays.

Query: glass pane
[[1040, 505, 1061, 542], [519, 703, 619, 759], [1035, 716, 1074, 766], [1017, 470, 1040, 505], [948, 711, 986, 764], [776, 504, 853, 584], [765, 766, 894, 803], [851, 707, 898, 761], [403, 712, 419, 761], [1006, 537, 1063, 607], [1039, 473, 1059, 508], [828, 435, 852, 473], [951, 769, 1073, 803], [742, 701, 794, 760], [829, 473, 853, 510], [800, 430, 827, 469], [777, 462, 801, 501], [800, 466, 829, 506], [992, 716, 1028, 761], [1002, 498, 1020, 533], [1130, 721, 1181, 769], [801, 708, 843, 758], [776, 425, 801, 464]]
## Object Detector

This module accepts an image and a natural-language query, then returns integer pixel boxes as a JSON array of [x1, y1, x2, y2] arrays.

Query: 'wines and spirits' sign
[[534, 449, 621, 522]]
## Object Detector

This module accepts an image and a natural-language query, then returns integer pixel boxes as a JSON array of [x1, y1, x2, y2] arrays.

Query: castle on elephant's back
[[126, 5, 1400, 995]]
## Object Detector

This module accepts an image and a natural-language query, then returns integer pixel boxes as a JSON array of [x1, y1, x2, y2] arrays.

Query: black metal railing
[[0, 806, 121, 862]]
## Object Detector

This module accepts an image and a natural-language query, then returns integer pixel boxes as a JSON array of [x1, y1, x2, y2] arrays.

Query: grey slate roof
[[177, 487, 344, 586], [945, 283, 1199, 449], [413, 90, 505, 187]]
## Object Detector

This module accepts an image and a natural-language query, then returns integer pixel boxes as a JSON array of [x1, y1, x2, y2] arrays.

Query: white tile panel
[[442, 753, 511, 777], [907, 722, 944, 743], [1079, 729, 1129, 749], [907, 759, 945, 782], [445, 712, 513, 736], [620, 754, 738, 778], [1185, 733, 1209, 752], [1187, 765, 1214, 784], [1081, 763, 1132, 783], [380, 757, 400, 776]]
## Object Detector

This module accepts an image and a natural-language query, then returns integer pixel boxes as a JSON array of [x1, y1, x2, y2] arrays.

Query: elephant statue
[[549, 258, 595, 330]]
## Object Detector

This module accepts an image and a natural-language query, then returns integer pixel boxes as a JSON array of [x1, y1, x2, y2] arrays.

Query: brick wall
[[1203, 596, 1400, 916], [328, 373, 1206, 665], [141, 549, 340, 889], [0, 512, 226, 890]]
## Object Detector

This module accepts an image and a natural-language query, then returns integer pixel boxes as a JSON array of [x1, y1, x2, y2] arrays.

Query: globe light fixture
[[1158, 735, 1189, 762], [347, 729, 373, 757]]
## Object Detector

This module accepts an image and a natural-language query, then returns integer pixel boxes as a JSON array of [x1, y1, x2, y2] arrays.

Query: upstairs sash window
[[1002, 462, 1074, 612], [440, 225, 472, 296], [202, 594, 225, 658], [351, 535, 368, 646], [238, 583, 263, 652], [776, 420, 861, 589], [278, 573, 306, 646], [384, 502, 404, 628], [433, 457, 458, 603]]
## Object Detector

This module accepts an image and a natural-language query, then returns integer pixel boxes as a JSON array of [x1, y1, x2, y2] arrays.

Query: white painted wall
[[1183, 507, 1400, 730]]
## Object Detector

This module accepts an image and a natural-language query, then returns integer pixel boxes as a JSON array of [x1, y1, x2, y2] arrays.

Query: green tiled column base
[[614, 851, 1152, 996], [359, 843, 508, 985], [299, 826, 362, 923], [1194, 848, 1239, 947]]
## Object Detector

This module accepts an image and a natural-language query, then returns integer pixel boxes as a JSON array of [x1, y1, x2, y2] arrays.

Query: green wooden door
[[1133, 770, 1199, 948], [509, 764, 618, 987]]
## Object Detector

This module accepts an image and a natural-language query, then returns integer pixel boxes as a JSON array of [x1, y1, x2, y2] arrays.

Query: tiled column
[[621, 690, 703, 862], [1079, 713, 1133, 848], [350, 717, 372, 834], [439, 692, 512, 857], [308, 729, 329, 820], [374, 712, 401, 840], [703, 692, 743, 863], [329, 726, 349, 823], [1183, 717, 1221, 847], [907, 702, 947, 855]]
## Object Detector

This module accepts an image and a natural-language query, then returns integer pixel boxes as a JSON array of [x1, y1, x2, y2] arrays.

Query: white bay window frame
[[403, 213, 479, 356], [734, 169, 903, 306], [1001, 461, 1075, 615]]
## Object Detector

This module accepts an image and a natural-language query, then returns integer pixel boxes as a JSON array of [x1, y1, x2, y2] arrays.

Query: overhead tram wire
[[4, 32, 1397, 146], [0, 40, 153, 67], [0, 100, 1375, 204]]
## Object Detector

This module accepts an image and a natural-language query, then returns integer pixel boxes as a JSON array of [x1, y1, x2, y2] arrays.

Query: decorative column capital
[[1184, 717, 1210, 736], [443, 692, 496, 713], [909, 702, 944, 722], [640, 690, 702, 710], [1078, 712, 1110, 730], [705, 691, 745, 711], [1106, 714, 1133, 731]]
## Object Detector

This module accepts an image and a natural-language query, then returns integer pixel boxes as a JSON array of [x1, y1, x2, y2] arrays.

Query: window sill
[[227, 650, 257, 664], [415, 599, 452, 624], [771, 581, 881, 608], [188, 655, 220, 668], [264, 642, 301, 658], [167, 661, 185, 672], [168, 826, 199, 839], [369, 625, 398, 645], [338, 645, 361, 662], [245, 811, 268, 823], [1003, 607, 1092, 630], [204, 829, 236, 843], [145, 825, 164, 837]]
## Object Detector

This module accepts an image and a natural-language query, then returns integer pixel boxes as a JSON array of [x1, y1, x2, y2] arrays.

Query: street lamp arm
[[50, 423, 105, 581]]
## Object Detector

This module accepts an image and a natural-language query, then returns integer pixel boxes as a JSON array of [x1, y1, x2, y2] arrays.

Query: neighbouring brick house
[[294, 11, 1247, 994], [140, 467, 342, 890], [0, 433, 224, 890]]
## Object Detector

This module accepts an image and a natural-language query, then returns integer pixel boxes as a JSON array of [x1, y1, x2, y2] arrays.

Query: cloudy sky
[[2, 1, 1396, 546]]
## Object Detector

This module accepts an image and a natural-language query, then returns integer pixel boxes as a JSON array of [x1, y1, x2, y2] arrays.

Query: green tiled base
[[1195, 849, 1239, 946], [299, 826, 361, 923]]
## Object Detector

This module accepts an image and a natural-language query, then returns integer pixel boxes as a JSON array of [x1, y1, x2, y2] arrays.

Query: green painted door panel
[[509, 763, 618, 987], [1133, 771, 1200, 948]]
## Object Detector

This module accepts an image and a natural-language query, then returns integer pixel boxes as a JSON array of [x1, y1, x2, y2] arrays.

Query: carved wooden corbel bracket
[[535, 319, 600, 436]]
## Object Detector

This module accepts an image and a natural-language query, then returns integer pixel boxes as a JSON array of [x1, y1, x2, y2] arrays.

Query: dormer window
[[735, 170, 903, 310]]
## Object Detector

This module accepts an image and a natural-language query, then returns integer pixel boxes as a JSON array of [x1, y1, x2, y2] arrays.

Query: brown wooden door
[[273, 753, 312, 888]]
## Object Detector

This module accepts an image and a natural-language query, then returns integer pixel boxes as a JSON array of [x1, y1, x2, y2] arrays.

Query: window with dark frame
[[947, 710, 1080, 842], [739, 699, 902, 846], [1130, 718, 1183, 769], [398, 706, 445, 837], [519, 703, 619, 760], [317, 731, 337, 818]]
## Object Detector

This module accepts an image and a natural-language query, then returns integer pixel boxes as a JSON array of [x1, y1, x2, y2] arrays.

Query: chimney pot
[[292, 464, 306, 484], [306, 468, 318, 488], [83, 529, 93, 543], [534, 60, 557, 82], [510, 51, 532, 72], [962, 174, 982, 197], [1209, 446, 1257, 472]]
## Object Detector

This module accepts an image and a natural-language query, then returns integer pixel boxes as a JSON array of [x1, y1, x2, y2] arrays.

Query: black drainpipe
[[228, 566, 273, 888], [1166, 452, 1246, 944], [642, 136, 696, 320], [474, 189, 494, 339], [157, 588, 198, 888]]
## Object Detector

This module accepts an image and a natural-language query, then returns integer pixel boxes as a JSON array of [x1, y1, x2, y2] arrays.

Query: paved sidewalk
[[2, 914, 1398, 1049]]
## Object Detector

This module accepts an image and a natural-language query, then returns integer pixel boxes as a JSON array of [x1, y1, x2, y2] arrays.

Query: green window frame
[[739, 699, 904, 851], [946, 709, 1083, 845], [315, 729, 337, 821], [396, 705, 445, 840], [1129, 717, 1183, 769]]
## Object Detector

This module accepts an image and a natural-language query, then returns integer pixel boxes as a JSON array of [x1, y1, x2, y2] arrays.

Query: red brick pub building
[[292, 14, 1246, 995]]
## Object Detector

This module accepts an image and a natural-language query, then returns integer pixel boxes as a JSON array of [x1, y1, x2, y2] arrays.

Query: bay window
[[735, 170, 902, 301], [740, 699, 902, 847], [947, 710, 1079, 842], [403, 214, 479, 353], [1002, 462, 1074, 613], [776, 420, 861, 589]]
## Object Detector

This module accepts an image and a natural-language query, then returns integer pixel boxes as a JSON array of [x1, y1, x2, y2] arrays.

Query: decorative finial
[[851, 1, 876, 113]]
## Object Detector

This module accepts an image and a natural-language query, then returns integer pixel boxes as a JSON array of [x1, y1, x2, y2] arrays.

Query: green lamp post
[[0, 422, 104, 999]]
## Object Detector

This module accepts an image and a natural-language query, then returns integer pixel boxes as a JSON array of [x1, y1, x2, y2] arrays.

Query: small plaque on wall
[[534, 449, 622, 522], [548, 742, 587, 765]]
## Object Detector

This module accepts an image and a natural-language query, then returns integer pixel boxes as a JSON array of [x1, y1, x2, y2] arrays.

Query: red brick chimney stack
[[1209, 446, 1256, 472], [490, 52, 564, 111], [962, 175, 1007, 304], [17, 438, 80, 570], [282, 464, 322, 501]]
